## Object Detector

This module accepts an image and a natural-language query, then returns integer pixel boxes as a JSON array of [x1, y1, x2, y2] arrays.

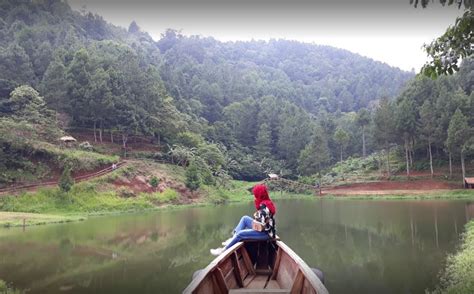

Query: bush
[[58, 167, 74, 192], [149, 176, 159, 189], [185, 160, 200, 191], [431, 221, 474, 294]]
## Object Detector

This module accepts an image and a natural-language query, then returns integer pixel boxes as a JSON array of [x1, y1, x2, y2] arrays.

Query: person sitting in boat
[[210, 184, 276, 256]]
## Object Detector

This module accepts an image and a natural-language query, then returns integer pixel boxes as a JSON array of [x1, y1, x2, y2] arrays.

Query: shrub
[[58, 167, 74, 192], [185, 160, 200, 191], [149, 176, 159, 189]]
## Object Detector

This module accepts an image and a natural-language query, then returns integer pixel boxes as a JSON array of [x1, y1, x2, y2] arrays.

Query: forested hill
[[0, 0, 433, 182], [158, 34, 413, 120]]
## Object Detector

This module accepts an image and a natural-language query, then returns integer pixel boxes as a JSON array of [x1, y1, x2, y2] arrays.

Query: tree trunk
[[93, 121, 97, 142], [122, 133, 128, 157], [386, 144, 391, 178], [99, 120, 103, 143], [428, 141, 433, 178], [340, 145, 343, 162], [110, 130, 114, 143], [449, 152, 452, 178], [405, 138, 410, 177], [362, 126, 366, 158], [461, 151, 466, 187]]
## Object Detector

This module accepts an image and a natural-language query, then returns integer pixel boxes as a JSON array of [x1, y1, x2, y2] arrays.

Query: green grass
[[431, 220, 474, 294], [140, 188, 179, 204], [0, 279, 21, 294], [0, 182, 153, 215], [0, 212, 84, 228], [323, 189, 474, 200]]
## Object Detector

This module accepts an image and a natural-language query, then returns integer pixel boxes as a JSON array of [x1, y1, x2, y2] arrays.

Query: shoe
[[222, 237, 233, 246], [210, 247, 225, 256]]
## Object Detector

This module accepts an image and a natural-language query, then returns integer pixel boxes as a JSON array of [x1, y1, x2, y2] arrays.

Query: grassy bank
[[1, 162, 474, 228], [0, 279, 21, 294], [431, 220, 474, 294], [323, 189, 474, 200]]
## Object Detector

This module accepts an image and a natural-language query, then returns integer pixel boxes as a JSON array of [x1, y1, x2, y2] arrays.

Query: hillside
[[0, 0, 471, 185], [158, 33, 413, 120]]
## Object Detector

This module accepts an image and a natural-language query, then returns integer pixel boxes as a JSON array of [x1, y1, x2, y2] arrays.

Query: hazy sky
[[69, 0, 464, 72]]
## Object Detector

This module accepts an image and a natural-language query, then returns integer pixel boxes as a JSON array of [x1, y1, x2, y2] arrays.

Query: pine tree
[[446, 109, 470, 186], [374, 97, 396, 177], [396, 97, 417, 177], [255, 123, 272, 157], [185, 160, 201, 191], [419, 100, 437, 177], [333, 127, 350, 162], [356, 108, 371, 158]]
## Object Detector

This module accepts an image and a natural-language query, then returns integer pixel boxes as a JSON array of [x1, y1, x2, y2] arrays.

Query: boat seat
[[229, 289, 290, 294]]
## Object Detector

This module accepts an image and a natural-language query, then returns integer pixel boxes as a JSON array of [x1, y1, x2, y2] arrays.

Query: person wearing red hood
[[210, 184, 276, 256]]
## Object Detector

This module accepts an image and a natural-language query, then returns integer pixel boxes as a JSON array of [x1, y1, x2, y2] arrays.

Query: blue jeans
[[224, 215, 269, 249]]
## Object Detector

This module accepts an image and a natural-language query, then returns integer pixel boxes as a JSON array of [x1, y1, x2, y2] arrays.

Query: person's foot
[[210, 247, 225, 256], [222, 237, 233, 246]]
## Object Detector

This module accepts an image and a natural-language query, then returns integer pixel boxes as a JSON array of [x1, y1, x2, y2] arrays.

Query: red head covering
[[252, 184, 276, 215]]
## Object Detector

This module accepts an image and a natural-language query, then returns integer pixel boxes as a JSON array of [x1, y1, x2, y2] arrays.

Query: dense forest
[[0, 0, 472, 186]]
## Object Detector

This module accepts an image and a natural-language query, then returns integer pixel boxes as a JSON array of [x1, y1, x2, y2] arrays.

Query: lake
[[0, 198, 473, 293]]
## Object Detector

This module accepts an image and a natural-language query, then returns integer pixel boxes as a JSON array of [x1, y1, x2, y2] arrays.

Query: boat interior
[[186, 239, 326, 294]]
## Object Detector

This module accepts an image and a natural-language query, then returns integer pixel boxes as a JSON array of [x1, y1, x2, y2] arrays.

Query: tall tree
[[374, 97, 396, 177], [255, 123, 272, 157], [446, 108, 470, 186], [419, 99, 437, 177], [356, 108, 371, 157], [297, 126, 330, 176], [396, 97, 417, 176], [333, 127, 349, 162]]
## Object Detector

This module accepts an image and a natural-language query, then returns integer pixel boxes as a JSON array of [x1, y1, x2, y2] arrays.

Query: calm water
[[0, 199, 473, 294]]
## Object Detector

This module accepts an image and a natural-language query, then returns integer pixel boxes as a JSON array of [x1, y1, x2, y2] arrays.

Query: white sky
[[69, 0, 464, 72]]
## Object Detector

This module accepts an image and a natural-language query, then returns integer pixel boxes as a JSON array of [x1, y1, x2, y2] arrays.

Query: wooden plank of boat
[[183, 239, 329, 294]]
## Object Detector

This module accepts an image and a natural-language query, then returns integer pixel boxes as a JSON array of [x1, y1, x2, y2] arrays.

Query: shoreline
[[1, 188, 473, 228]]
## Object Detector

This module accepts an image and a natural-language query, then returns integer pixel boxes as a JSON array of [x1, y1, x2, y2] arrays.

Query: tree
[[297, 126, 330, 176], [446, 108, 470, 186], [59, 167, 74, 192], [185, 160, 201, 191], [333, 127, 350, 162], [413, 0, 473, 77], [356, 108, 371, 157], [396, 97, 417, 176], [373, 97, 397, 177], [419, 100, 437, 177], [255, 123, 272, 157]]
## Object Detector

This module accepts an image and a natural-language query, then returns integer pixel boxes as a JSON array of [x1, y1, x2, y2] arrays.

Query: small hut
[[465, 177, 474, 189], [60, 136, 77, 147], [268, 173, 279, 180]]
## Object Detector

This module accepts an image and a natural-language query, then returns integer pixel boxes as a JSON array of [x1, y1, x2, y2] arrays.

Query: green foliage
[[58, 167, 74, 193], [174, 132, 204, 148], [297, 126, 330, 176], [141, 188, 179, 203], [185, 160, 201, 191], [421, 9, 473, 77], [431, 220, 474, 294], [149, 176, 159, 188], [320, 154, 380, 185], [446, 108, 470, 153], [0, 184, 153, 214], [0, 279, 21, 294]]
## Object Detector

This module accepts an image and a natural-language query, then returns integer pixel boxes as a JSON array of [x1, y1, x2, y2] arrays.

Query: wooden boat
[[183, 238, 329, 294]]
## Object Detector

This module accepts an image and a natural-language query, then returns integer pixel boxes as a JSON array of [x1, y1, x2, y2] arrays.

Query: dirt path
[[0, 161, 126, 195]]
